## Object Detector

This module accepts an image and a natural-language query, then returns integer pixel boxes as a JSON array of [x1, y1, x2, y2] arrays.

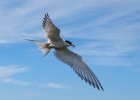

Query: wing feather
[[54, 48, 103, 90], [43, 13, 61, 41]]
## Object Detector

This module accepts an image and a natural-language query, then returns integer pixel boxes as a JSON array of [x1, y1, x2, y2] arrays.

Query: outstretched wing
[[43, 13, 61, 41], [54, 48, 104, 91]]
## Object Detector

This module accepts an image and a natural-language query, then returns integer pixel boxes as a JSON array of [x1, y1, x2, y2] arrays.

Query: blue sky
[[0, 0, 140, 100]]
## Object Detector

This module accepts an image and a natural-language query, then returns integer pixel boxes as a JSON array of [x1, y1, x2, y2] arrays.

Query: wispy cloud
[[0, 78, 29, 86], [0, 66, 29, 86], [0, 66, 28, 77], [0, 66, 67, 89], [38, 83, 66, 89]]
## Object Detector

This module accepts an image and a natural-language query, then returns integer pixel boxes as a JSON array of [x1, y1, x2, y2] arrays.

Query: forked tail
[[25, 39, 51, 56]]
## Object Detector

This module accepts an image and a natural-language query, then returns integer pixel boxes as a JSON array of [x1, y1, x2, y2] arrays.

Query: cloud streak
[[0, 65, 67, 89], [0, 66, 28, 77], [38, 83, 66, 89], [0, 66, 29, 86]]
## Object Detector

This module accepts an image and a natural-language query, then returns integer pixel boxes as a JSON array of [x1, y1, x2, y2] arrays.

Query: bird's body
[[49, 39, 67, 48], [27, 13, 103, 91]]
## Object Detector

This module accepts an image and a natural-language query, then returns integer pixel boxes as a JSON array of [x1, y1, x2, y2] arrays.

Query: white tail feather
[[25, 39, 51, 56]]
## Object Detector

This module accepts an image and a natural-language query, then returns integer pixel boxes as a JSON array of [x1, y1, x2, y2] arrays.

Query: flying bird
[[26, 13, 103, 91]]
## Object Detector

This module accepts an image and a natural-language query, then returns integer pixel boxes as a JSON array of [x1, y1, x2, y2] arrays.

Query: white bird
[[26, 13, 103, 91]]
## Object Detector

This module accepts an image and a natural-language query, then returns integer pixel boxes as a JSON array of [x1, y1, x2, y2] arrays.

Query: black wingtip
[[98, 82, 104, 91], [101, 86, 104, 91], [96, 84, 104, 91], [46, 13, 49, 17], [44, 13, 50, 19], [43, 13, 51, 29]]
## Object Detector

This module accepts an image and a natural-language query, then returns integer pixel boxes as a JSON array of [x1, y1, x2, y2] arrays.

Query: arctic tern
[[26, 13, 103, 91]]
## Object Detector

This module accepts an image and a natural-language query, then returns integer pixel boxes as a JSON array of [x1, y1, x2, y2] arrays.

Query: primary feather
[[43, 13, 61, 41], [54, 48, 104, 91]]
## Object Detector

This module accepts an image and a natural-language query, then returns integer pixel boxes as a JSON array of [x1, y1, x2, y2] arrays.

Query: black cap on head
[[65, 40, 72, 44]]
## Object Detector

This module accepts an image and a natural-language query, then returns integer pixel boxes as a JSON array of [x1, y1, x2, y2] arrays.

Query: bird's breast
[[50, 40, 67, 48]]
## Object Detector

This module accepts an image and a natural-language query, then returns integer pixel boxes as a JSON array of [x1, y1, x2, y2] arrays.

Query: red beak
[[70, 44, 75, 47]]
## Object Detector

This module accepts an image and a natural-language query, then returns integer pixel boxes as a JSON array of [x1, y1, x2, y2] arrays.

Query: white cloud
[[0, 78, 29, 86], [0, 66, 28, 78], [0, 66, 67, 89], [38, 83, 66, 89], [0, 66, 29, 86]]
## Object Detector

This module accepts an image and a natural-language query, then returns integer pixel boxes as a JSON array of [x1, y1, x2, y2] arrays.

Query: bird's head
[[64, 40, 75, 47]]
